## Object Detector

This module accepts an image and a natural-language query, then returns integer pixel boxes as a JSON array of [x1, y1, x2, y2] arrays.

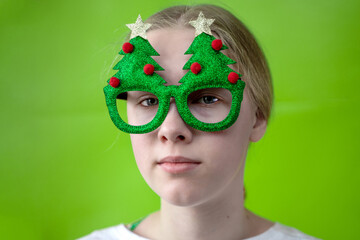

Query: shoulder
[[250, 222, 322, 240], [76, 223, 148, 240]]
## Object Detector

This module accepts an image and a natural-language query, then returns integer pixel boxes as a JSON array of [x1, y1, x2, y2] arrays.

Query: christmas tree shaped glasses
[[103, 14, 245, 134]]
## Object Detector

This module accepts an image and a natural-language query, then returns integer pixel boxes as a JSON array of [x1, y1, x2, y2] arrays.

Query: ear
[[249, 108, 267, 142]]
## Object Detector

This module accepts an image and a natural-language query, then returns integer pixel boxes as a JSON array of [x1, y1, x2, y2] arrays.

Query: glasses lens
[[187, 88, 232, 124], [116, 91, 159, 126]]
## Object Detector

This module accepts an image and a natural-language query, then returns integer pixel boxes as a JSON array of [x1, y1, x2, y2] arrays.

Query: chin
[[157, 183, 210, 207], [162, 195, 206, 207]]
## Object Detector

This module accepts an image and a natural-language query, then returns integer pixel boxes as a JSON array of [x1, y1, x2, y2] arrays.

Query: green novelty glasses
[[103, 33, 245, 134], [103, 77, 245, 134]]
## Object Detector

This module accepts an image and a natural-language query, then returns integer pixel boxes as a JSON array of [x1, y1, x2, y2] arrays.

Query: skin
[[127, 27, 274, 240]]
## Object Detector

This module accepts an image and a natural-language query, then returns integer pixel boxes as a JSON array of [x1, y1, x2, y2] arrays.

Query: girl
[[78, 4, 321, 240]]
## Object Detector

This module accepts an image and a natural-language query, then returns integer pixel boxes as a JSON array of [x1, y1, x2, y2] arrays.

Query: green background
[[0, 0, 359, 239]]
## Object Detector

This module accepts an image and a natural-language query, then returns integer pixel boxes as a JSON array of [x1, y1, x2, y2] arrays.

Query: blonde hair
[[141, 4, 274, 124]]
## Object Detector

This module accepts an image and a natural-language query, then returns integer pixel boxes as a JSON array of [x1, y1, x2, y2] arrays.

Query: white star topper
[[126, 14, 152, 39], [189, 12, 215, 36]]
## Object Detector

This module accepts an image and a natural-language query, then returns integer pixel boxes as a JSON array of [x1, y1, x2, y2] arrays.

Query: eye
[[192, 95, 219, 105], [140, 97, 159, 107], [200, 96, 219, 104]]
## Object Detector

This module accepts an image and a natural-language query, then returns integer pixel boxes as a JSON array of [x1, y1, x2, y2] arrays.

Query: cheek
[[203, 123, 251, 173], [212, 139, 246, 167], [208, 139, 248, 188], [198, 133, 246, 168], [130, 135, 152, 167]]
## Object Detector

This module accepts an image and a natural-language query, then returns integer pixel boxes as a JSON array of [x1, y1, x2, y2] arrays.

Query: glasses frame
[[104, 78, 245, 134]]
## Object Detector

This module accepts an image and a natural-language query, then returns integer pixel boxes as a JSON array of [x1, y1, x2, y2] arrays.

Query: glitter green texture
[[179, 32, 245, 131], [103, 32, 245, 134]]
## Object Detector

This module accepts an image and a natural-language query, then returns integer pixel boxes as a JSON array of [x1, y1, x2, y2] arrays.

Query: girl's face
[[129, 27, 266, 206]]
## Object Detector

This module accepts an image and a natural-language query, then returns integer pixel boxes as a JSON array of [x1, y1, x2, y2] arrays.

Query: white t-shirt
[[77, 222, 321, 240]]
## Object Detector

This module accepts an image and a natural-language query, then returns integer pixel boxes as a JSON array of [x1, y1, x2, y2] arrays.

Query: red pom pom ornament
[[190, 62, 201, 74], [109, 77, 120, 88], [211, 39, 223, 51], [122, 42, 133, 53], [228, 72, 239, 84], [144, 64, 155, 75]]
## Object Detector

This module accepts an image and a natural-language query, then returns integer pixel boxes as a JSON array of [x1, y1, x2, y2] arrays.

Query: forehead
[[147, 28, 195, 85]]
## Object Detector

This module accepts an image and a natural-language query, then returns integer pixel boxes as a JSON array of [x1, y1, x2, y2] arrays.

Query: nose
[[157, 97, 193, 144]]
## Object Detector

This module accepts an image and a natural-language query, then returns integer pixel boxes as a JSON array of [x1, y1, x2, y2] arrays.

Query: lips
[[157, 156, 201, 174], [157, 156, 201, 164]]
